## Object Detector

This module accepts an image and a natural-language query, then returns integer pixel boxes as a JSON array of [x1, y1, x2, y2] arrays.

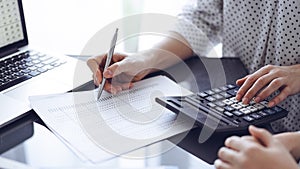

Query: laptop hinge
[[0, 48, 19, 58]]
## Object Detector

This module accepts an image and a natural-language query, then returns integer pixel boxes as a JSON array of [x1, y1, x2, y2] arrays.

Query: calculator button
[[224, 106, 235, 112], [206, 96, 216, 102], [263, 109, 276, 115], [229, 97, 239, 103], [215, 107, 224, 113], [233, 110, 243, 117], [223, 99, 233, 105], [247, 106, 258, 112], [232, 104, 242, 110], [249, 100, 256, 105], [226, 84, 236, 89], [257, 111, 268, 117], [260, 101, 269, 107], [250, 113, 261, 119], [227, 89, 239, 96], [205, 90, 215, 95], [216, 101, 226, 107], [220, 92, 232, 98], [254, 103, 265, 110], [197, 92, 208, 98], [224, 111, 233, 117], [273, 106, 283, 112], [220, 86, 228, 91], [213, 94, 223, 100], [240, 108, 251, 114], [238, 102, 248, 108], [212, 88, 222, 93], [233, 119, 241, 125], [207, 102, 216, 108], [243, 116, 254, 122]]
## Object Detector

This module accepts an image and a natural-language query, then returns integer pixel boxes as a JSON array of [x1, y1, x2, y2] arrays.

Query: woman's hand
[[274, 132, 300, 161], [236, 64, 300, 107], [215, 126, 300, 169], [87, 53, 153, 94]]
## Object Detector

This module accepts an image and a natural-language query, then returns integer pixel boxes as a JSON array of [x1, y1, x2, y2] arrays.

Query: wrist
[[291, 132, 300, 161]]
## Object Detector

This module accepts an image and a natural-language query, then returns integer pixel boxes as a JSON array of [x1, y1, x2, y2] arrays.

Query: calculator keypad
[[156, 84, 288, 132], [192, 84, 285, 124]]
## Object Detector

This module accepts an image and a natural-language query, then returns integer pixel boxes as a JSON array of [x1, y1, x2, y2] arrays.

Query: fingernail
[[107, 70, 112, 75], [268, 101, 275, 107], [242, 97, 249, 104], [254, 97, 261, 103], [104, 70, 113, 77]]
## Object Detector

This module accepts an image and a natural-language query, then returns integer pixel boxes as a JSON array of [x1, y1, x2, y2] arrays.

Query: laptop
[[0, 0, 91, 127]]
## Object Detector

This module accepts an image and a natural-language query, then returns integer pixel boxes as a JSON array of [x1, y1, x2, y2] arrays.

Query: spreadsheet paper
[[30, 76, 194, 163]]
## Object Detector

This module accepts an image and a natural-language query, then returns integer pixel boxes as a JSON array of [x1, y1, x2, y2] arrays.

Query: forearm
[[276, 132, 300, 161], [141, 31, 193, 72]]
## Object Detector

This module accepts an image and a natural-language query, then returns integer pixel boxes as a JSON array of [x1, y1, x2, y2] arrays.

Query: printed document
[[30, 76, 194, 163]]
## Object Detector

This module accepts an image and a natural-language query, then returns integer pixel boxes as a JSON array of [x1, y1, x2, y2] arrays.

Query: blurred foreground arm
[[215, 126, 300, 169]]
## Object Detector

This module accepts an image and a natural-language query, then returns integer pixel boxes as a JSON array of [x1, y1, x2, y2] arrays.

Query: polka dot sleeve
[[172, 0, 223, 56], [173, 0, 300, 132]]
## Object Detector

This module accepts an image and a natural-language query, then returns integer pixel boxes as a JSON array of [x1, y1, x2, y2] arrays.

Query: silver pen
[[97, 28, 118, 100]]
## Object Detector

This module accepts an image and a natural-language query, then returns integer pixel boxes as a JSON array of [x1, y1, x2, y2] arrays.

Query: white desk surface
[[1, 0, 215, 168]]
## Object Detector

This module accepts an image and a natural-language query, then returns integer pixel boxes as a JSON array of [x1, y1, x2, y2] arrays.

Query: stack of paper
[[30, 76, 194, 163]]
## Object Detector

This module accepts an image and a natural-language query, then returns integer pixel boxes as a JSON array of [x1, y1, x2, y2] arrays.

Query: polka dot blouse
[[174, 0, 300, 132]]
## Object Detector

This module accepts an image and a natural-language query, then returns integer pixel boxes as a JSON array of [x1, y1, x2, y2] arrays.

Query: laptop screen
[[0, 0, 28, 57]]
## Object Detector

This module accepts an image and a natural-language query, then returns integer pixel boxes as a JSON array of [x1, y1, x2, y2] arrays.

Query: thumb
[[249, 125, 273, 147], [103, 60, 129, 78]]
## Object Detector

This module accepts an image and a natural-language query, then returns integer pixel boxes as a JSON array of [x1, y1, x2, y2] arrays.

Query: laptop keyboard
[[156, 84, 288, 132], [0, 50, 66, 92]]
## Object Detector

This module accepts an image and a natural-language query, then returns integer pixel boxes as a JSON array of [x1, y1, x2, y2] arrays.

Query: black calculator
[[156, 84, 288, 132]]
